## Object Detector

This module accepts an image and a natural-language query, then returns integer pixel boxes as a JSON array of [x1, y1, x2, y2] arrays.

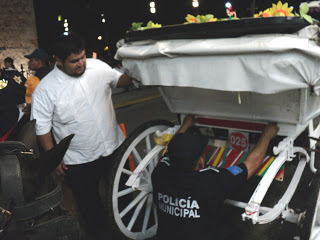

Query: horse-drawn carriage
[[2, 14, 320, 240], [105, 16, 320, 240]]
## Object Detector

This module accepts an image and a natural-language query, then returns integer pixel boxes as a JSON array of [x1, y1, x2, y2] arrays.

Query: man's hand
[[117, 74, 132, 88], [261, 123, 279, 141], [56, 161, 68, 176], [182, 115, 195, 128], [21, 103, 31, 115], [244, 122, 279, 179], [176, 114, 196, 134]]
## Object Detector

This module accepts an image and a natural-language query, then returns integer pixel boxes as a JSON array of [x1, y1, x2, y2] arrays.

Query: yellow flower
[[208, 18, 217, 22], [254, 9, 271, 17], [152, 23, 162, 28], [144, 21, 162, 29], [270, 1, 294, 16], [185, 14, 197, 23], [185, 14, 217, 23]]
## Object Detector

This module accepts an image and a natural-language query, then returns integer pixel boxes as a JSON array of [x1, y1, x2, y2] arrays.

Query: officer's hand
[[22, 103, 31, 115], [56, 161, 68, 176], [182, 115, 195, 128], [262, 123, 279, 140]]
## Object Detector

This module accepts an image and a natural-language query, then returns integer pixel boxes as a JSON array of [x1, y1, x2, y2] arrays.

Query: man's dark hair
[[54, 32, 86, 61], [4, 57, 14, 68]]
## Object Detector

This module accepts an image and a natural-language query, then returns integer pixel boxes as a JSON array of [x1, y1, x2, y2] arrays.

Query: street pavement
[[113, 86, 177, 135]]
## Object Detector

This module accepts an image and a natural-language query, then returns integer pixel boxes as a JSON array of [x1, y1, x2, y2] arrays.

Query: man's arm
[[37, 132, 68, 176], [117, 74, 132, 88], [176, 115, 195, 134], [243, 123, 279, 179], [37, 132, 54, 151]]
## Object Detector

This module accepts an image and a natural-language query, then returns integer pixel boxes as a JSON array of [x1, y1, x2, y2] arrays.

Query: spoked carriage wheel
[[105, 120, 174, 239], [300, 170, 320, 240]]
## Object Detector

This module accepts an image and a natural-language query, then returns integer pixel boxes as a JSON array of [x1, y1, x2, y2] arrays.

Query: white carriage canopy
[[116, 25, 320, 95]]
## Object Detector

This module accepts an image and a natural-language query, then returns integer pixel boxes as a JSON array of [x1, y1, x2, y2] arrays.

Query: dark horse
[[0, 120, 80, 240]]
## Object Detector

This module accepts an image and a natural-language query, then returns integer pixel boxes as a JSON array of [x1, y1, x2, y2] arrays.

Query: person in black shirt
[[0, 57, 27, 139], [151, 115, 278, 240]]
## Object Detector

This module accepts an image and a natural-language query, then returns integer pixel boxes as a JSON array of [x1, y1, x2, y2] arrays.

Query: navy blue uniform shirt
[[0, 68, 26, 137], [152, 156, 248, 240]]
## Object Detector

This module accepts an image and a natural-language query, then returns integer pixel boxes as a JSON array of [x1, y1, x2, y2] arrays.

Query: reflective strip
[[213, 147, 225, 166], [199, 167, 219, 173]]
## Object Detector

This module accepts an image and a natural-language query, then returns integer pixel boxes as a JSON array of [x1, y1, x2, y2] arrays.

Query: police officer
[[1, 57, 26, 103], [0, 57, 27, 139], [151, 115, 278, 240]]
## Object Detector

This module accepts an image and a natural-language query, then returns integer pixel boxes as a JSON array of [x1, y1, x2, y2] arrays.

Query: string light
[[63, 19, 69, 35], [150, 1, 156, 13], [192, 0, 199, 8]]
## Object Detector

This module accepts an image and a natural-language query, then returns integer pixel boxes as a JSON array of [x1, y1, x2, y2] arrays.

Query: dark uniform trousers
[[65, 151, 116, 240]]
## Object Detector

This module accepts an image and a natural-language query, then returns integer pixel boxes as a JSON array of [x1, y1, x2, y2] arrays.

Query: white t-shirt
[[31, 58, 125, 165]]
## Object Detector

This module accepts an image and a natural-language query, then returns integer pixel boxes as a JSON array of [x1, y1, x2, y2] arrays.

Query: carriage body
[[111, 16, 320, 240], [117, 18, 320, 129]]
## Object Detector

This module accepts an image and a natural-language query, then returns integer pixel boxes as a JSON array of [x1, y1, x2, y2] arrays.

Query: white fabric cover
[[116, 25, 320, 94]]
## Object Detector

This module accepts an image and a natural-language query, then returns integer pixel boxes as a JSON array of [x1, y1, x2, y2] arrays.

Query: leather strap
[[14, 185, 63, 222], [0, 154, 25, 205], [25, 215, 80, 240], [0, 141, 32, 155], [0, 154, 25, 234]]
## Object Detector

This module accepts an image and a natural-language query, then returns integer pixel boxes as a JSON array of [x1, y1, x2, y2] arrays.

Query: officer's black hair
[[54, 32, 86, 62], [4, 57, 15, 68], [169, 127, 207, 171]]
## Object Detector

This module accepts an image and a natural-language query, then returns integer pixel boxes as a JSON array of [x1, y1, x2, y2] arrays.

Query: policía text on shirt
[[158, 193, 200, 218]]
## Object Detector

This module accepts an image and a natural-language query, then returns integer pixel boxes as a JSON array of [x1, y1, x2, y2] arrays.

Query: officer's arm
[[176, 115, 195, 134], [243, 123, 278, 179], [117, 74, 132, 88], [37, 132, 54, 151]]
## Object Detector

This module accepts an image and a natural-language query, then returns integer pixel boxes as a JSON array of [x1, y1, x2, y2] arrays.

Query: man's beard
[[71, 63, 86, 77]]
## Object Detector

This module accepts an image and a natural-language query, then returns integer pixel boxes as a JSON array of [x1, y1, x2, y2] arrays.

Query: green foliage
[[194, 14, 215, 23], [300, 3, 309, 15], [146, 21, 153, 28], [298, 3, 313, 24], [129, 21, 162, 32], [131, 22, 143, 31]]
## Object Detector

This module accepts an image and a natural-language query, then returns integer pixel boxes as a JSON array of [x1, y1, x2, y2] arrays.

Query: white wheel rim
[[310, 188, 320, 240], [112, 124, 170, 239]]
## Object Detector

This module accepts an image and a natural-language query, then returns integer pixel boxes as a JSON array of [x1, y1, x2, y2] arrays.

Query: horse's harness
[[0, 141, 80, 239]]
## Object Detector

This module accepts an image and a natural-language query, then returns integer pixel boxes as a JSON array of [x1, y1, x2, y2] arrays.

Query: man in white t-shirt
[[31, 32, 132, 239]]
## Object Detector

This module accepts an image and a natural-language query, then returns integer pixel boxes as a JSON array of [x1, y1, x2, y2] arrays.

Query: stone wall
[[0, 0, 38, 77]]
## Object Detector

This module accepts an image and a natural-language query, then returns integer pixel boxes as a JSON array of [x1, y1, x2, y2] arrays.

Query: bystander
[[31, 32, 132, 240]]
